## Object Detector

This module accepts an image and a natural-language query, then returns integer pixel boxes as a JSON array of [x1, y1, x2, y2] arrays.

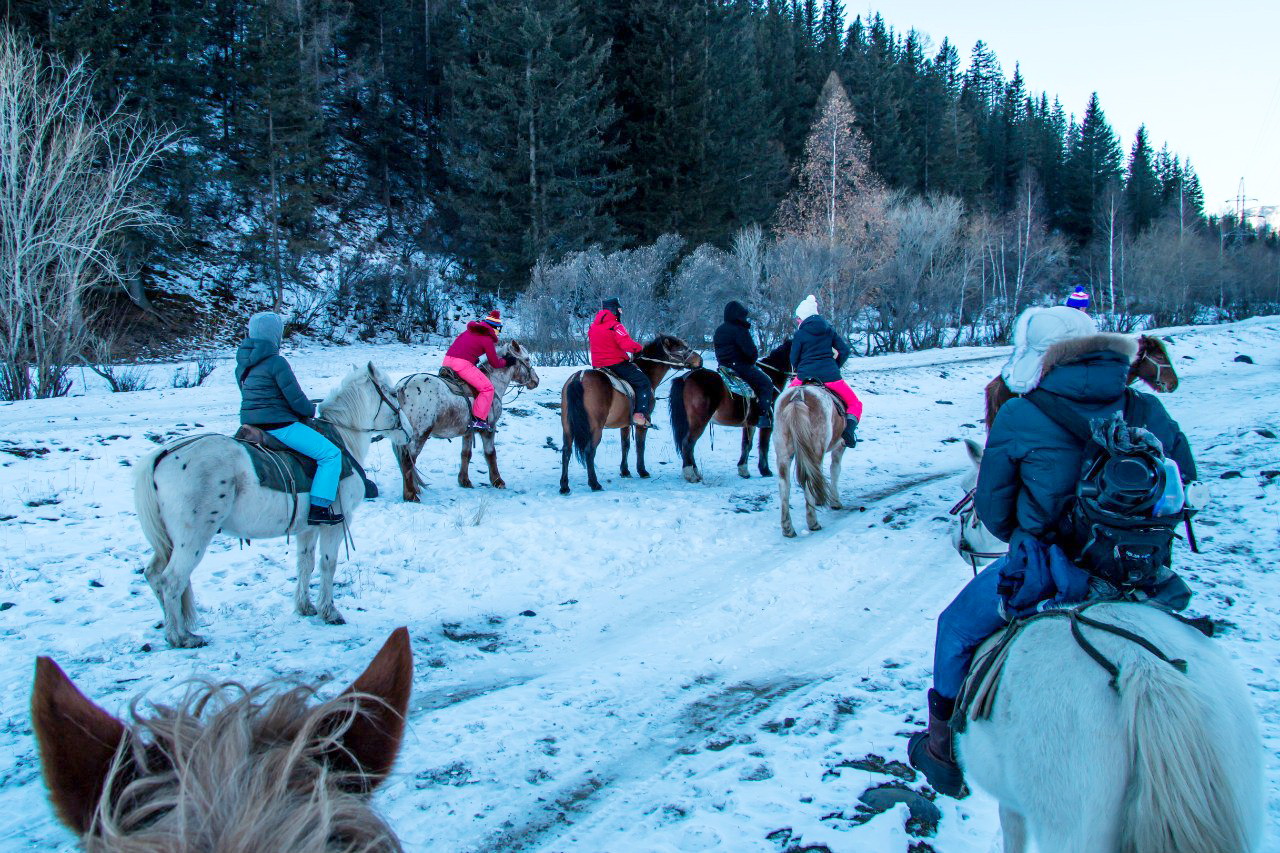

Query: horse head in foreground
[[134, 363, 408, 647], [955, 602, 1262, 852], [949, 439, 1007, 571], [32, 627, 413, 852], [394, 341, 540, 499]]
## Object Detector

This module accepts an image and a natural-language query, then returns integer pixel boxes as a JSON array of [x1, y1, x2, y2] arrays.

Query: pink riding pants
[[442, 356, 495, 419], [790, 378, 864, 421]]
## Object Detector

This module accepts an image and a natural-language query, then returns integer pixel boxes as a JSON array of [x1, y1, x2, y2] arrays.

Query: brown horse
[[31, 628, 412, 851], [984, 334, 1178, 429], [669, 339, 793, 482], [772, 383, 848, 537], [559, 335, 702, 494]]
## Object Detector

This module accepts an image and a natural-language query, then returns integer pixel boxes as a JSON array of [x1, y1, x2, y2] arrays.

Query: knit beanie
[[1001, 306, 1098, 393], [795, 294, 819, 322], [482, 309, 503, 331], [247, 311, 285, 348]]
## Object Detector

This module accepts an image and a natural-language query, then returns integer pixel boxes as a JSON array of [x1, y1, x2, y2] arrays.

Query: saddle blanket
[[718, 366, 755, 400], [233, 420, 367, 497], [576, 369, 635, 405]]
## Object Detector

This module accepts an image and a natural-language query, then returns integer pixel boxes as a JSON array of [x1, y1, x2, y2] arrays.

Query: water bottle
[[1152, 458, 1185, 516]]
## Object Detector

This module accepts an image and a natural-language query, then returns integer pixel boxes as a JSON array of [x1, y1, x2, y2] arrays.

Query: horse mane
[[88, 682, 402, 852], [643, 335, 684, 358]]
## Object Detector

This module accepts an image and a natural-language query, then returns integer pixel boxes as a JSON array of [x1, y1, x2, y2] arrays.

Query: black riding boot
[[756, 409, 773, 430], [307, 503, 345, 526], [908, 689, 966, 798], [841, 415, 859, 447]]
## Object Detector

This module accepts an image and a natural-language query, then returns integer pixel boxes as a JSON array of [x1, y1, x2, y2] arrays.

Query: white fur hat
[[1001, 306, 1098, 393], [795, 294, 819, 321]]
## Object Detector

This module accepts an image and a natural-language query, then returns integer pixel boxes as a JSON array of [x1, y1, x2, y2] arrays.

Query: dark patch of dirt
[[1, 444, 49, 459]]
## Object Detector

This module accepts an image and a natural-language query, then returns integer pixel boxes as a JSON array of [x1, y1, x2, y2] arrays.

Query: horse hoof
[[760, 469, 773, 478], [738, 466, 750, 479], [403, 493, 420, 503], [682, 466, 700, 483], [808, 523, 823, 532], [639, 471, 650, 479], [782, 529, 797, 538], [459, 480, 473, 489], [492, 480, 506, 490], [559, 486, 571, 495], [296, 601, 318, 617], [172, 634, 208, 649], [829, 502, 844, 511], [322, 610, 347, 626], [590, 483, 603, 492], [620, 471, 632, 478]]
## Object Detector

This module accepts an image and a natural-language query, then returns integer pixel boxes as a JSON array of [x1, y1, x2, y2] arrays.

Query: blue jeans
[[933, 560, 1010, 700], [267, 423, 342, 506]]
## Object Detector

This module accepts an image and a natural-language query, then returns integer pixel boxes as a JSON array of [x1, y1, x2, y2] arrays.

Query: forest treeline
[[3, 0, 1277, 353]]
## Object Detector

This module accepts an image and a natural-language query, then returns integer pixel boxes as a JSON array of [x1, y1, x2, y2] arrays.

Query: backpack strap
[[1024, 390, 1095, 443]]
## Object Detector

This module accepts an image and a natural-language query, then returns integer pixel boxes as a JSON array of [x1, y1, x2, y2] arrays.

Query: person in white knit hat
[[908, 304, 1200, 799], [788, 294, 862, 446]]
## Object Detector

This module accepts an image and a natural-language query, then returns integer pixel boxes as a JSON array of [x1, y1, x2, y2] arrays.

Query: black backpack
[[1025, 389, 1188, 590]]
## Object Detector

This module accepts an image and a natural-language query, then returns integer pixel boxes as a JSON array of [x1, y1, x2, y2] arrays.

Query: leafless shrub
[[0, 31, 175, 400], [172, 354, 217, 389]]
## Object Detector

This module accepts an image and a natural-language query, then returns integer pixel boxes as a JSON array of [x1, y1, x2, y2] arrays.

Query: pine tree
[[1123, 125, 1161, 233], [443, 0, 624, 289], [1060, 92, 1123, 244]]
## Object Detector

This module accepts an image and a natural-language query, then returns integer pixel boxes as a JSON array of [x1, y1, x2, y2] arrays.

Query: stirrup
[[307, 504, 345, 526], [469, 417, 493, 432]]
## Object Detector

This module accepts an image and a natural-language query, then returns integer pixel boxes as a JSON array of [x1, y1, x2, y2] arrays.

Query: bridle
[[949, 487, 1008, 574], [1133, 352, 1176, 392], [317, 367, 411, 443]]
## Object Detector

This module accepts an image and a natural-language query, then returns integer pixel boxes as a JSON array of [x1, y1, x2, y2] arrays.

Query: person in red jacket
[[588, 297, 653, 428], [442, 310, 507, 432]]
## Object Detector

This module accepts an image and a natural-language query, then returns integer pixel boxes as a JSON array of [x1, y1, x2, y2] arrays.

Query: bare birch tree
[[0, 31, 174, 399]]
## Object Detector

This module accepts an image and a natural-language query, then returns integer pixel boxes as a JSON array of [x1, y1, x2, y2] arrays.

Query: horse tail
[[566, 374, 592, 465], [669, 376, 689, 454], [785, 390, 831, 507], [133, 448, 173, 574], [1118, 648, 1258, 853]]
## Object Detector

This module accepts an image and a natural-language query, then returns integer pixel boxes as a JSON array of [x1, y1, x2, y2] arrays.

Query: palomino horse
[[957, 603, 1262, 852], [31, 628, 413, 851], [670, 339, 793, 483], [984, 334, 1178, 429], [133, 364, 410, 647], [772, 383, 848, 537], [392, 341, 540, 500], [558, 335, 701, 494], [949, 438, 1008, 572]]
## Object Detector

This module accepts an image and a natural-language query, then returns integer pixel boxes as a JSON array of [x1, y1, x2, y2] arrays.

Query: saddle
[[585, 368, 635, 406], [799, 378, 848, 412], [437, 366, 477, 399], [718, 366, 755, 400], [233, 421, 377, 499]]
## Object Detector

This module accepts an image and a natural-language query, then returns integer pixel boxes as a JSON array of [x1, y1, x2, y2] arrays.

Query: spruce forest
[[3, 0, 1278, 370]]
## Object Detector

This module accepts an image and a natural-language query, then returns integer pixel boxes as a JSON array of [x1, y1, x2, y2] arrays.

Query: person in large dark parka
[[909, 306, 1199, 797], [713, 300, 777, 428]]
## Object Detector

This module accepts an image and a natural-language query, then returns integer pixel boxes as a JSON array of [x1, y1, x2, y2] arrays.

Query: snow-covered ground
[[1, 318, 1278, 852]]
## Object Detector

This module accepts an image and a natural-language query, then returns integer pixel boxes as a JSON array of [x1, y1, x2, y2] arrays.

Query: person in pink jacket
[[442, 310, 507, 432]]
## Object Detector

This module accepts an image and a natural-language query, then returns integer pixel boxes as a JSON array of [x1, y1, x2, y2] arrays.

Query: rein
[[637, 355, 695, 369], [949, 487, 1007, 574], [759, 361, 796, 379], [1132, 352, 1175, 392]]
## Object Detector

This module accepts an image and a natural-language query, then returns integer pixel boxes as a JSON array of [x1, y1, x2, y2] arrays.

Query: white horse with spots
[[950, 438, 1008, 571], [946, 446, 1262, 852], [133, 363, 410, 647]]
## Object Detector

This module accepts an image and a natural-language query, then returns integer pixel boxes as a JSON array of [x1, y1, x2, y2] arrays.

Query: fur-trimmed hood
[[1039, 333, 1137, 376], [1035, 333, 1137, 404]]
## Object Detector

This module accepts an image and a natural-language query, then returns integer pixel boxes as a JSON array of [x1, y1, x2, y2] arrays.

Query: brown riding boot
[[908, 689, 967, 798]]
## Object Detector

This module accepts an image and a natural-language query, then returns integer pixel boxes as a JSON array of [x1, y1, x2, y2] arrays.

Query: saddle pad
[[718, 367, 755, 400], [578, 369, 634, 404], [800, 379, 848, 413], [437, 367, 476, 398], [234, 421, 355, 496]]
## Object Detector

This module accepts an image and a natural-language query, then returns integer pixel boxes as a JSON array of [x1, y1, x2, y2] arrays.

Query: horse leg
[[559, 419, 573, 495], [458, 431, 474, 488], [775, 441, 796, 538], [636, 426, 650, 478], [586, 429, 603, 492], [758, 426, 772, 477], [737, 427, 754, 479], [619, 426, 632, 478], [397, 437, 425, 502], [482, 431, 504, 489], [156, 537, 214, 648], [828, 442, 845, 510], [315, 525, 347, 625], [295, 525, 319, 617], [999, 807, 1029, 853]]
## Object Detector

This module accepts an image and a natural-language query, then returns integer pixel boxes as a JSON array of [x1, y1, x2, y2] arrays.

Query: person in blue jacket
[[788, 295, 862, 446], [908, 306, 1197, 797], [236, 312, 344, 526]]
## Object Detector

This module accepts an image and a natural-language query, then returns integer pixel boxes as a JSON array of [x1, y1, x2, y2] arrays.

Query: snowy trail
[[2, 317, 1279, 852]]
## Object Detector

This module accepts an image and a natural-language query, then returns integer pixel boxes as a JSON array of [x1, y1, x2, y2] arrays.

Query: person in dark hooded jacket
[[908, 306, 1199, 798], [236, 311, 344, 526], [713, 301, 777, 428]]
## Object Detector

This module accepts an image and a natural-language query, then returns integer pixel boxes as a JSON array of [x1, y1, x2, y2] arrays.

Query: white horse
[[950, 438, 1008, 571], [771, 384, 847, 537], [391, 341, 539, 500], [133, 363, 410, 647], [957, 601, 1263, 852]]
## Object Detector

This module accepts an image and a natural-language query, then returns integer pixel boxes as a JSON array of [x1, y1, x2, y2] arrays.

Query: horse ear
[[327, 627, 413, 792], [963, 438, 984, 467], [31, 657, 127, 834]]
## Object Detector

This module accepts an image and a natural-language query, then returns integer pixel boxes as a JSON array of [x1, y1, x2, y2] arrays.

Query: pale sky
[[865, 1, 1280, 215]]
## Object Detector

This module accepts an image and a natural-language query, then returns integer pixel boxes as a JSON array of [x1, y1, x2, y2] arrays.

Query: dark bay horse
[[984, 334, 1178, 429], [669, 339, 793, 482], [559, 336, 702, 494]]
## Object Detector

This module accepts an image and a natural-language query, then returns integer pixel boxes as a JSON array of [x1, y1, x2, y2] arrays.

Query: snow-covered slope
[[1, 318, 1277, 851]]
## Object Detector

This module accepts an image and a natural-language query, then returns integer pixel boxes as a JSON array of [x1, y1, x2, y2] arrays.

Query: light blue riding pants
[[267, 423, 342, 506]]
